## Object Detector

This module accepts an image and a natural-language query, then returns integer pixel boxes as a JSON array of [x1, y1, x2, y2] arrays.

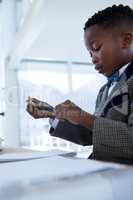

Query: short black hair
[[84, 4, 133, 32]]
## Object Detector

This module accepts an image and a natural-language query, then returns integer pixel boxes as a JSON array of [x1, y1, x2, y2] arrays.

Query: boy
[[27, 5, 133, 164]]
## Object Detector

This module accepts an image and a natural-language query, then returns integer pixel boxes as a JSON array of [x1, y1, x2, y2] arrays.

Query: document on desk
[[0, 156, 123, 185], [0, 149, 76, 163]]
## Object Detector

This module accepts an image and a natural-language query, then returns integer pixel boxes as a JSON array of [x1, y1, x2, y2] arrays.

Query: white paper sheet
[[0, 156, 123, 185], [0, 149, 76, 162]]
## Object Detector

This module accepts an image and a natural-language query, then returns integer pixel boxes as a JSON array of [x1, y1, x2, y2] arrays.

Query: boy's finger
[[26, 104, 34, 113]]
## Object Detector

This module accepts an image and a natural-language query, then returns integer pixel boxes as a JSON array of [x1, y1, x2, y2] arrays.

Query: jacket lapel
[[95, 61, 133, 117]]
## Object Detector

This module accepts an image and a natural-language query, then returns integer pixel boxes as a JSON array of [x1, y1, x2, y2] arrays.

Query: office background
[[0, 0, 132, 152]]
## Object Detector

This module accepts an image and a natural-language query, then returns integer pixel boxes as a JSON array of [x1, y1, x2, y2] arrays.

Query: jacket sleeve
[[49, 120, 92, 146]]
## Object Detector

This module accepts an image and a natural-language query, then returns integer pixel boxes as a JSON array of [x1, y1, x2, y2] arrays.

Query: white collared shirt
[[108, 63, 129, 96]]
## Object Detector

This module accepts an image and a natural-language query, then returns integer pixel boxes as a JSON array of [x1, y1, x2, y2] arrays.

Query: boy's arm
[[49, 88, 104, 146], [49, 119, 93, 146]]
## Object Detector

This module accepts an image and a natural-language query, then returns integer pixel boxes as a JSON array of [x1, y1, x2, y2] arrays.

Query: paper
[[0, 156, 123, 183], [0, 155, 125, 200], [0, 149, 76, 162]]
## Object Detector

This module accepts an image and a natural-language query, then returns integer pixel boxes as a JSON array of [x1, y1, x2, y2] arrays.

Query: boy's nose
[[89, 51, 99, 64], [92, 56, 98, 65]]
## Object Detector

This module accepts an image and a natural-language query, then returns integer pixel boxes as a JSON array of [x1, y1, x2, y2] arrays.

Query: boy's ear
[[121, 32, 133, 48]]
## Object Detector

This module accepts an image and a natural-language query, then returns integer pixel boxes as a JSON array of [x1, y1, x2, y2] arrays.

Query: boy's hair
[[84, 4, 133, 33]]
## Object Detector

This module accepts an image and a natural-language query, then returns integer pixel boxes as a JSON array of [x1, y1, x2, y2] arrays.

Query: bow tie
[[107, 71, 120, 87]]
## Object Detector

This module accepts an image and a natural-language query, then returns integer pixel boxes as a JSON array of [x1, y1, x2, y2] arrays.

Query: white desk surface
[[0, 147, 133, 200], [0, 147, 39, 154]]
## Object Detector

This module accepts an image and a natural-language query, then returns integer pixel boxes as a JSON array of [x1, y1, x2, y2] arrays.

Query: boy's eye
[[92, 44, 101, 51], [94, 47, 100, 51]]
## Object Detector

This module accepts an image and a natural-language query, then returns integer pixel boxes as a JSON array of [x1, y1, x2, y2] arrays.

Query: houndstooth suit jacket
[[50, 61, 133, 164]]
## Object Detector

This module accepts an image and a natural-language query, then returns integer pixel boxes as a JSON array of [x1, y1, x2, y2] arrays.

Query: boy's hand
[[26, 97, 55, 119], [55, 100, 86, 124], [27, 97, 53, 111]]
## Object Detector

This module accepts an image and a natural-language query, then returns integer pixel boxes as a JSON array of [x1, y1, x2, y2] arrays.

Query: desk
[[0, 148, 133, 200], [0, 147, 40, 154]]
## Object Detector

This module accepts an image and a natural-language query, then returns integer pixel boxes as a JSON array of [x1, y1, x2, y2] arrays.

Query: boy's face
[[84, 25, 128, 76]]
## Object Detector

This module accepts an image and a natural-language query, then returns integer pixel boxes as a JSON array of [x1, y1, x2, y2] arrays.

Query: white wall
[[1, 0, 20, 146], [26, 0, 133, 62]]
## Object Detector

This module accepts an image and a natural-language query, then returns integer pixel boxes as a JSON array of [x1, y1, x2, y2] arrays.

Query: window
[[18, 60, 106, 152]]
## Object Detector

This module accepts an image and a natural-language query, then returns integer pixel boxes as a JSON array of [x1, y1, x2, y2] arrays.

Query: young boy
[[27, 4, 133, 164]]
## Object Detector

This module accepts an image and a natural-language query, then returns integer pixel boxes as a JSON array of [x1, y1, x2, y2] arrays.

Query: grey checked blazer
[[50, 61, 133, 164]]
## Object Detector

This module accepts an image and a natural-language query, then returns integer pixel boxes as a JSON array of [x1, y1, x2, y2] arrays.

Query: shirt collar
[[118, 62, 130, 76], [106, 62, 130, 87]]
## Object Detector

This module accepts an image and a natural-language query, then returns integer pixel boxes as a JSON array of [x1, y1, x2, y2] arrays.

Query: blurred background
[[0, 0, 132, 153]]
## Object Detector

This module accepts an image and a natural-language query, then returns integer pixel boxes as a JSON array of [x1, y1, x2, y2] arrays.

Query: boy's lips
[[95, 65, 104, 74], [95, 65, 102, 71]]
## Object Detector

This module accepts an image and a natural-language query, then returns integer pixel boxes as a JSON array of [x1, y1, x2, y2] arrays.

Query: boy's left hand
[[55, 100, 91, 125]]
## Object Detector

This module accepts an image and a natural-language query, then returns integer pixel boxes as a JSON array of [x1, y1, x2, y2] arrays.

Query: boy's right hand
[[26, 97, 55, 119]]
